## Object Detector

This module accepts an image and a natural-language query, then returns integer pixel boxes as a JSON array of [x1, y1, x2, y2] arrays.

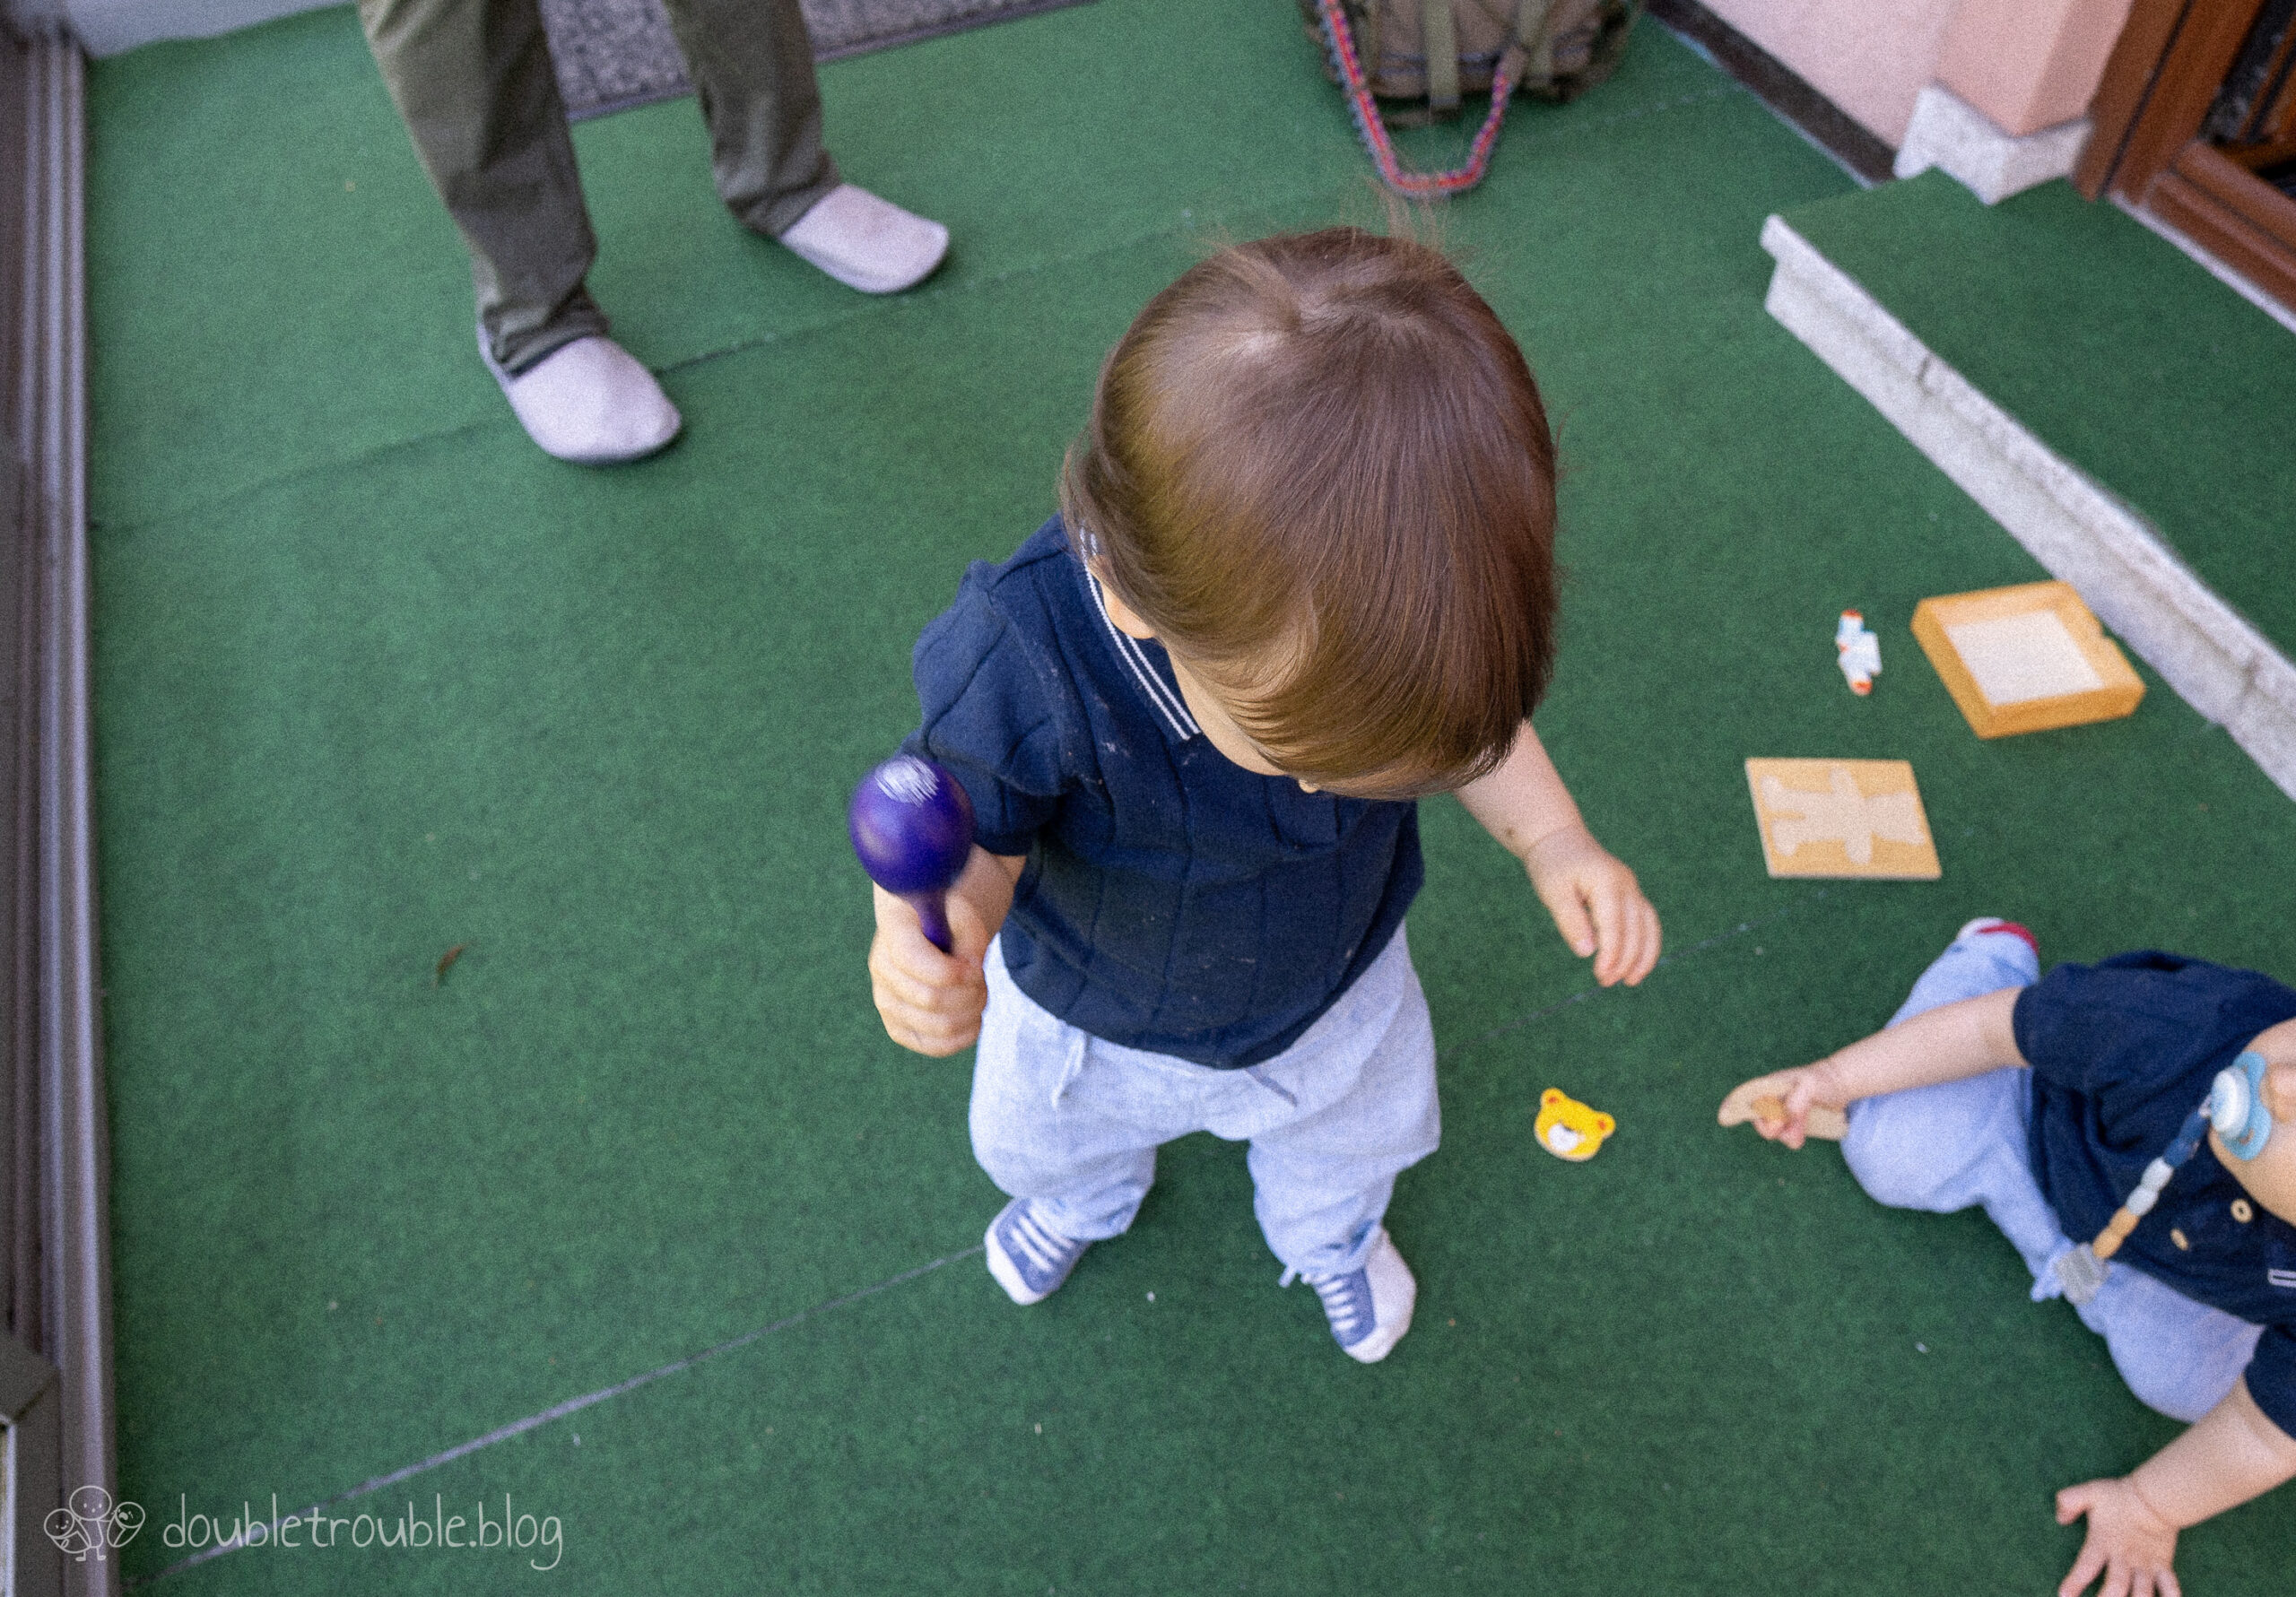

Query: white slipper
[[483, 333, 682, 465], [778, 184, 950, 294]]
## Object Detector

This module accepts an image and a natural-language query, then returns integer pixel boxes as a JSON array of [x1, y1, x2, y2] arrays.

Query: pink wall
[[1702, 0, 2138, 147], [1702, 0, 1961, 146], [1936, 0, 2139, 136]]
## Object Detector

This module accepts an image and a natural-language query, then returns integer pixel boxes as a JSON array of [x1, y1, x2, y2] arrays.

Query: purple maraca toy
[[848, 754, 976, 953]]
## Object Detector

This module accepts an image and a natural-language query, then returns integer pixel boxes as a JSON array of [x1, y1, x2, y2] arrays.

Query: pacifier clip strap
[[2056, 1050, 2273, 1306], [2057, 1097, 2212, 1304]]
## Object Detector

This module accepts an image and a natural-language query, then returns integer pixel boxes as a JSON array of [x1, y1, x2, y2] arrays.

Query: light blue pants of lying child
[[970, 925, 1439, 1280], [1842, 923, 2263, 1422]]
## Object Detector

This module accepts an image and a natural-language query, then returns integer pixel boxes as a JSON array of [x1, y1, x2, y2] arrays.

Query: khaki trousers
[[359, 0, 840, 373]]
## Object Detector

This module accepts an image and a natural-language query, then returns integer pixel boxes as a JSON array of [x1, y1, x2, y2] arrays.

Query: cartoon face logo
[[1535, 1089, 1615, 1162], [45, 1486, 144, 1561]]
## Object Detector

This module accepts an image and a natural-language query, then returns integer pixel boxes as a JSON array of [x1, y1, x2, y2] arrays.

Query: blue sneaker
[[1296, 1228, 1416, 1364], [985, 1199, 1091, 1306]]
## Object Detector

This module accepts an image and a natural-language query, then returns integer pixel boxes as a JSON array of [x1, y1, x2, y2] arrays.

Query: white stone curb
[[1761, 213, 2296, 800], [1893, 85, 2088, 206]]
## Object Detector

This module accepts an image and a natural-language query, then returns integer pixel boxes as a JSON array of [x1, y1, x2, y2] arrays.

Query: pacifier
[[2207, 1051, 2274, 1162]]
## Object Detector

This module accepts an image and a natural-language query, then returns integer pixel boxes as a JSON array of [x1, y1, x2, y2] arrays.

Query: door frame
[[2079, 0, 2296, 310]]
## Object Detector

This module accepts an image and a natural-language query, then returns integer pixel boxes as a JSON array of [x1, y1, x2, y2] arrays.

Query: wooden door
[[2081, 0, 2296, 311]]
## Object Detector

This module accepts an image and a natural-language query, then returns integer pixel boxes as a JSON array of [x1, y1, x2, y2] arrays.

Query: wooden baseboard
[[2148, 141, 2296, 307], [1643, 0, 1896, 186]]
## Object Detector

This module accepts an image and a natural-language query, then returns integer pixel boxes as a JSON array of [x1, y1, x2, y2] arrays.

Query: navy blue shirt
[[2017, 952, 2296, 1437], [902, 518, 1422, 1068]]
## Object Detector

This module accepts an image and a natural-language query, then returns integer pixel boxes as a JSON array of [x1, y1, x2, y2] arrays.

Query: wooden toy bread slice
[[1718, 1079, 1848, 1141]]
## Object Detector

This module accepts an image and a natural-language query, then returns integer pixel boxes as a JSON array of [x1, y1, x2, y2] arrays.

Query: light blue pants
[[1841, 924, 2263, 1422], [970, 927, 1439, 1278]]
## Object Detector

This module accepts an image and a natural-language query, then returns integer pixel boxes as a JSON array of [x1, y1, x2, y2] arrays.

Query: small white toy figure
[[1836, 610, 1881, 696]]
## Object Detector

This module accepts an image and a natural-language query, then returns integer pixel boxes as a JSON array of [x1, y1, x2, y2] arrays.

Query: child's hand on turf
[[2055, 1477, 2181, 1597], [1719, 1061, 1852, 1150], [1520, 824, 1661, 988], [867, 847, 1022, 1057]]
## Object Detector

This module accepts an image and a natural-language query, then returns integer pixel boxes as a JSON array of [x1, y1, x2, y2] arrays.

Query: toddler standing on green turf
[[865, 229, 1660, 1363]]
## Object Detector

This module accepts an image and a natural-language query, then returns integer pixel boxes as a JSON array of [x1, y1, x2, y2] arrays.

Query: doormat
[[541, 0, 1094, 120]]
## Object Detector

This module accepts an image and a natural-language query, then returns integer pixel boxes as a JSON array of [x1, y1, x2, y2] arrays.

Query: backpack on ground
[[1299, 0, 1641, 195]]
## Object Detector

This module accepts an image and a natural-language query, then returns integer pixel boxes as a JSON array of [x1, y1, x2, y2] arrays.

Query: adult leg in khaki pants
[[357, 0, 944, 462], [661, 0, 841, 241]]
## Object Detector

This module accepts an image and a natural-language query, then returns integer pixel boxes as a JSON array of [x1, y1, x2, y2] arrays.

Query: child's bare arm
[[1453, 722, 1661, 987], [2054, 1377, 2296, 1597], [1718, 988, 2027, 1150], [868, 846, 1027, 1056]]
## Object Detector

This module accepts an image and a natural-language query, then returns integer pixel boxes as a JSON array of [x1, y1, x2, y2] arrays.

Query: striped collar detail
[[1084, 568, 1200, 742], [2271, 1268, 2296, 1290]]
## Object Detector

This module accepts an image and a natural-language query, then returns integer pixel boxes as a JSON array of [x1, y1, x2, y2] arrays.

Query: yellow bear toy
[[1535, 1089, 1615, 1162]]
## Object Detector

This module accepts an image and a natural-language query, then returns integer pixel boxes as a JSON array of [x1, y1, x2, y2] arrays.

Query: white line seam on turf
[[125, 1243, 986, 1587], [130, 884, 1829, 1584], [129, 880, 1827, 1584]]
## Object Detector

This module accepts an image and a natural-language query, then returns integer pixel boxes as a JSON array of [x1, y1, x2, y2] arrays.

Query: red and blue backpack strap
[[1310, 0, 1553, 196]]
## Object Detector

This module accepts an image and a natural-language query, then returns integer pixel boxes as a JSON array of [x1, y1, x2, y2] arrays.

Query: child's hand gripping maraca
[[849, 754, 975, 951], [853, 755, 1022, 1056]]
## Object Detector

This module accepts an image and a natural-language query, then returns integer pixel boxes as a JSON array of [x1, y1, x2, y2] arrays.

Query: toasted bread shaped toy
[[1718, 1075, 1848, 1141]]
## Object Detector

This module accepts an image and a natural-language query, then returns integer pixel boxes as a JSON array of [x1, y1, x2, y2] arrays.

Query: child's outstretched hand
[[2054, 1478, 2181, 1597], [867, 848, 1022, 1056], [1718, 1063, 1851, 1150], [1520, 823, 1661, 988]]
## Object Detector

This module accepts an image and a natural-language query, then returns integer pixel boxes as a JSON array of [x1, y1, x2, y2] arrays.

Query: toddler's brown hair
[[1061, 227, 1560, 795]]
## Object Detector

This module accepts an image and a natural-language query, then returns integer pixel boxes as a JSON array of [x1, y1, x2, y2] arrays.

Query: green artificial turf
[[86, 4, 2296, 1592], [1781, 171, 2296, 655]]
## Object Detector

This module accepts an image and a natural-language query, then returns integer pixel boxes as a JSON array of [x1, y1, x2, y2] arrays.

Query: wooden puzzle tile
[[1745, 758, 1942, 880], [1911, 581, 2144, 739]]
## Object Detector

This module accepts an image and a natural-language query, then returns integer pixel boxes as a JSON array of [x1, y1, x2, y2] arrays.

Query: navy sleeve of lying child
[[2016, 952, 2296, 1345], [902, 517, 1423, 1069]]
